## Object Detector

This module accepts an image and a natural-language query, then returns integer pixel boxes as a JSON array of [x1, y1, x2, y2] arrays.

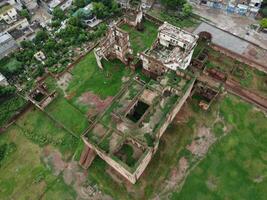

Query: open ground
[[0, 10, 267, 200]]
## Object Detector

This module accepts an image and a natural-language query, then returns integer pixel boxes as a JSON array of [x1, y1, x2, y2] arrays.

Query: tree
[[92, 2, 108, 19], [0, 86, 15, 97], [20, 40, 35, 50], [19, 9, 31, 20], [110, 0, 120, 14], [160, 0, 186, 9], [261, 7, 267, 18], [73, 0, 87, 8], [182, 3, 192, 17], [52, 7, 66, 20], [34, 30, 48, 45], [260, 18, 267, 28], [68, 16, 83, 27]]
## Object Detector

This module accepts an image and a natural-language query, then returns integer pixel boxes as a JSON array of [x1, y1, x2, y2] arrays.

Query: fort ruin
[[94, 24, 133, 69], [139, 22, 199, 78], [81, 71, 196, 184], [81, 20, 199, 184]]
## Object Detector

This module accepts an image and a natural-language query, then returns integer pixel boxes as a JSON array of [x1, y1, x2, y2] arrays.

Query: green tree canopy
[[92, 2, 108, 19], [260, 18, 267, 28], [19, 9, 31, 20], [182, 3, 193, 17], [73, 0, 87, 8], [161, 0, 186, 9], [52, 7, 66, 20]]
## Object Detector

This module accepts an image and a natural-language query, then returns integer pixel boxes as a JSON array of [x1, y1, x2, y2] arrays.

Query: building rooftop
[[158, 22, 198, 50], [0, 73, 6, 82], [0, 4, 12, 15], [0, 32, 12, 43], [83, 71, 195, 172]]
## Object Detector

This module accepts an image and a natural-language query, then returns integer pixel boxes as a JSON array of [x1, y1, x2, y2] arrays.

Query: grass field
[[0, 125, 76, 200], [81, 95, 221, 199], [171, 95, 267, 200], [67, 53, 131, 99], [15, 107, 79, 157], [120, 20, 158, 55], [45, 95, 90, 136]]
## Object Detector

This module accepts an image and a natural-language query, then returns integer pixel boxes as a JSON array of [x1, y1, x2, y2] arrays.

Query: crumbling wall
[[156, 78, 195, 139], [82, 137, 137, 183], [94, 25, 133, 69]]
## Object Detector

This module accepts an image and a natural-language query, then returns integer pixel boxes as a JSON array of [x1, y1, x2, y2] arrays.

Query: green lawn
[[16, 107, 79, 157], [45, 95, 90, 136], [172, 95, 267, 200], [67, 52, 131, 99], [66, 52, 131, 114], [0, 125, 76, 200], [120, 20, 158, 55]]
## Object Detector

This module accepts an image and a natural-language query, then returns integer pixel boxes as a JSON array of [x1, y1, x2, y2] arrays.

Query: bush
[[144, 133, 154, 147], [260, 18, 267, 28]]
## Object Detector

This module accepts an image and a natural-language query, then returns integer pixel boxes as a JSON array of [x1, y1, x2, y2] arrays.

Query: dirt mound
[[79, 92, 113, 118]]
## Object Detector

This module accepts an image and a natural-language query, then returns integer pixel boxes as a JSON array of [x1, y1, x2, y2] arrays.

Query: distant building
[[34, 51, 46, 64], [116, 0, 130, 8], [41, 0, 72, 13], [192, 0, 263, 17], [0, 32, 18, 59], [0, 73, 8, 86], [20, 0, 38, 12], [0, 3, 30, 33], [139, 22, 198, 78], [94, 24, 133, 69], [0, 3, 18, 24], [73, 3, 102, 28]]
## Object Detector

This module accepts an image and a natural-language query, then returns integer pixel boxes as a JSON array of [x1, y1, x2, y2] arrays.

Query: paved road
[[191, 4, 267, 50], [193, 22, 249, 55], [193, 22, 267, 69]]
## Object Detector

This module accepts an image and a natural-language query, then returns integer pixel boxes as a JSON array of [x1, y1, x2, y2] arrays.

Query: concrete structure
[[139, 22, 198, 78], [192, 0, 263, 17], [0, 32, 18, 59], [0, 3, 18, 24], [28, 82, 57, 109], [117, 0, 130, 8], [73, 3, 102, 28], [34, 51, 46, 63], [81, 71, 196, 184], [0, 3, 30, 34], [0, 73, 8, 86], [94, 24, 133, 69], [123, 6, 143, 28], [41, 0, 72, 12], [21, 0, 38, 11]]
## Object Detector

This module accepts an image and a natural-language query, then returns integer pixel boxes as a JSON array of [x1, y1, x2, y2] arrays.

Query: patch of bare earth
[[57, 72, 72, 96], [166, 157, 189, 190], [156, 126, 218, 199], [174, 103, 192, 124], [79, 92, 113, 118], [186, 127, 216, 157], [42, 146, 112, 200]]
